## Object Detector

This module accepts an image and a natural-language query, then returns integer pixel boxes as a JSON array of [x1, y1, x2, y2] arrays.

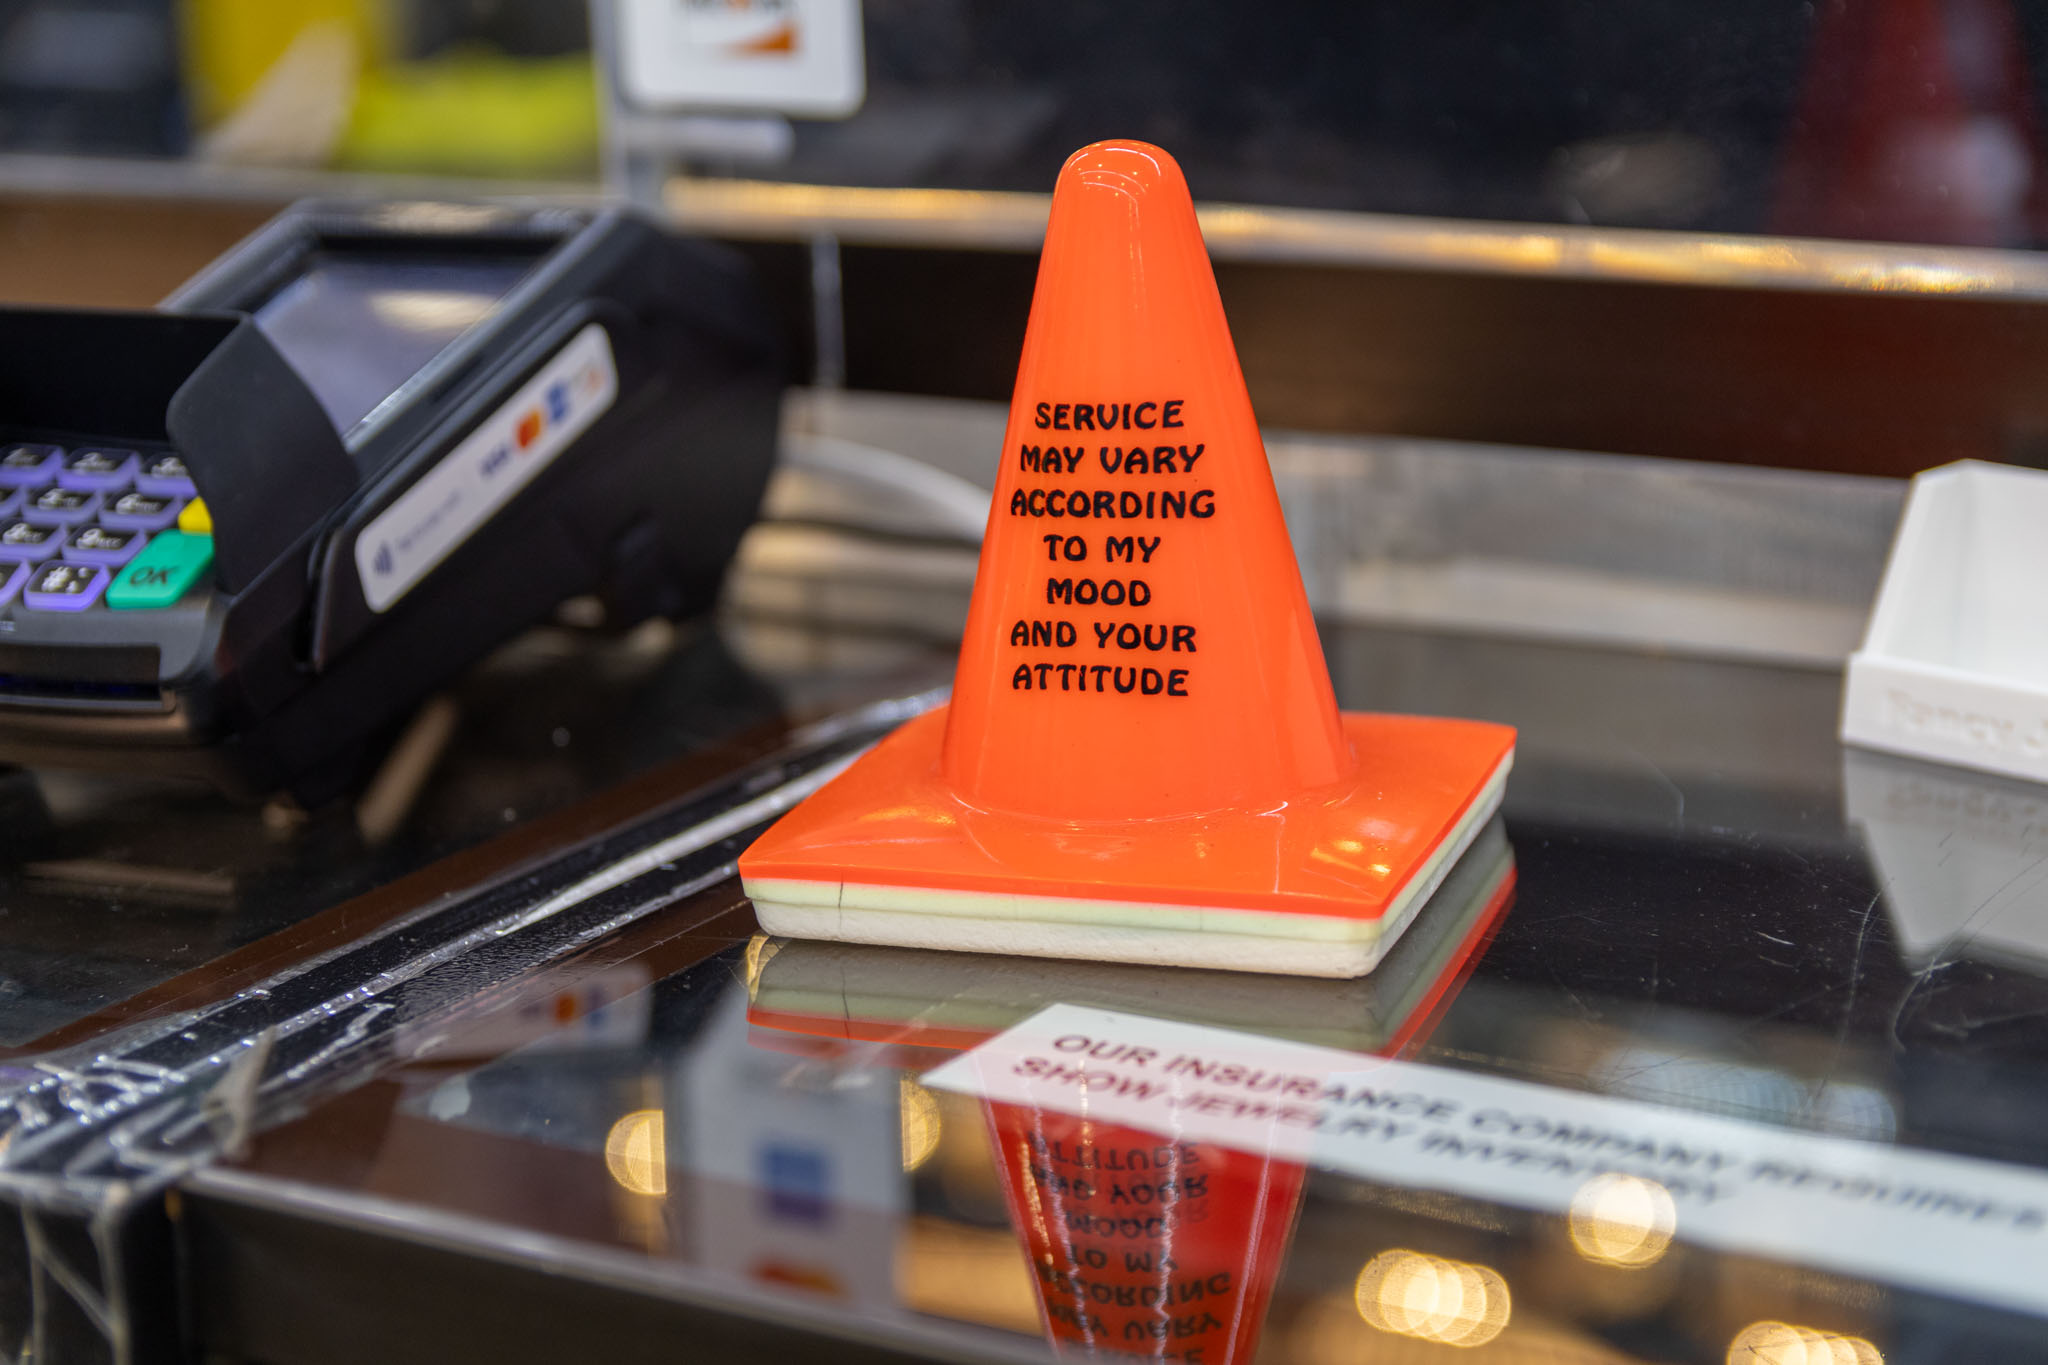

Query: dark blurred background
[[4, 0, 2048, 247]]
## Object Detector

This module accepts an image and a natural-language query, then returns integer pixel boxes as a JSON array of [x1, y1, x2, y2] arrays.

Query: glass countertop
[[0, 613, 973, 1059], [170, 618, 2048, 1365]]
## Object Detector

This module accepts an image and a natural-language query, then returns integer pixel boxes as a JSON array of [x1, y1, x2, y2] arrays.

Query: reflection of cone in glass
[[988, 1106, 1302, 1365], [744, 832, 1515, 1365], [741, 140, 1514, 977]]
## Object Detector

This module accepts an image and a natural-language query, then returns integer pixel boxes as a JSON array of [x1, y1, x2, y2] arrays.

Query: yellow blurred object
[[1727, 1321, 1882, 1365], [893, 1218, 1040, 1334], [603, 1109, 668, 1198], [1355, 1249, 1512, 1349], [180, 1, 596, 176], [340, 50, 600, 177], [178, 498, 212, 535], [180, 0, 389, 129], [1568, 1173, 1678, 1269], [897, 1077, 941, 1172]]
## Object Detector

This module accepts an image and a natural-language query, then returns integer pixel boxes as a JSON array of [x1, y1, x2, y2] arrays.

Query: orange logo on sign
[[515, 410, 544, 450]]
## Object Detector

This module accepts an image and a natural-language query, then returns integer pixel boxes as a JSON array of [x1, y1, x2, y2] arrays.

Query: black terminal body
[[0, 203, 782, 797]]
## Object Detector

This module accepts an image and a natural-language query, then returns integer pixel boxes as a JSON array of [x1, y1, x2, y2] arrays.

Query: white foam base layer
[[747, 757, 1509, 978]]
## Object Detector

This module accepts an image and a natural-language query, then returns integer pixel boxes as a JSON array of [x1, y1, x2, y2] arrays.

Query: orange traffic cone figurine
[[740, 140, 1515, 977]]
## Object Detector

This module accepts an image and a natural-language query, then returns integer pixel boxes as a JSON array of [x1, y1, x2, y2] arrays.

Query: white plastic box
[[1842, 460, 2048, 784]]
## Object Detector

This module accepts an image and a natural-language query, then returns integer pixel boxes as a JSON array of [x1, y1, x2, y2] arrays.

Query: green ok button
[[109, 531, 214, 609]]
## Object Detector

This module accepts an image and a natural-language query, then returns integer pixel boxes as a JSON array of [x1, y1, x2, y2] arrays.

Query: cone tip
[[1057, 139, 1189, 197]]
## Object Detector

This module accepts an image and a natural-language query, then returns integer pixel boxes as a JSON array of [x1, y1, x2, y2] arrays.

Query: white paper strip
[[922, 1003, 2048, 1318]]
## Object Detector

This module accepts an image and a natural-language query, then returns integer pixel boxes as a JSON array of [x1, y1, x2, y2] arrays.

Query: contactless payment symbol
[[354, 322, 617, 615], [739, 140, 1516, 980]]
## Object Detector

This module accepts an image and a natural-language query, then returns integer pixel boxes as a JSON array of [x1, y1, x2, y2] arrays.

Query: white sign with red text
[[615, 0, 864, 117]]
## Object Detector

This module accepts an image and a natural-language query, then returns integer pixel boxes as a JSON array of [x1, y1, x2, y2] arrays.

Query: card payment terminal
[[0, 202, 782, 796]]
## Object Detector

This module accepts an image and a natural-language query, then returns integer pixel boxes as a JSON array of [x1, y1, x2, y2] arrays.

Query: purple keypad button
[[23, 561, 108, 611], [58, 448, 139, 492], [62, 524, 146, 567], [135, 452, 195, 498], [99, 490, 182, 532], [0, 445, 62, 488], [0, 562, 27, 607], [22, 486, 101, 527], [0, 520, 61, 562]]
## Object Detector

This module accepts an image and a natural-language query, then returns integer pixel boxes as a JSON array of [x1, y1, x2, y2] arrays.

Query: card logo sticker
[[356, 324, 617, 613]]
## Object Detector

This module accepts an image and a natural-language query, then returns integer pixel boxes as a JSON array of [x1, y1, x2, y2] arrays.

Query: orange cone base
[[740, 707, 1514, 979]]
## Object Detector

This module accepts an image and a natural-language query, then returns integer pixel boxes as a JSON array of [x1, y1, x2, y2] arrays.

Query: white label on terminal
[[922, 1003, 2048, 1317], [356, 324, 617, 613]]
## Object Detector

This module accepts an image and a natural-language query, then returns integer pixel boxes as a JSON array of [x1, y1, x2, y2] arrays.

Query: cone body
[[942, 141, 1350, 820], [738, 139, 1516, 979]]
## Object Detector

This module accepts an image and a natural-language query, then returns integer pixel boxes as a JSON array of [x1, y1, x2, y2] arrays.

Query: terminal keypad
[[25, 562, 109, 612], [0, 522, 62, 561], [60, 448, 139, 491], [0, 441, 212, 612], [103, 491, 181, 532], [136, 453, 195, 498], [65, 525, 145, 567], [0, 445, 62, 486], [26, 487, 102, 526]]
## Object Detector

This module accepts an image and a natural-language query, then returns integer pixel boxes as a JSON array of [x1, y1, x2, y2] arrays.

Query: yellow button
[[177, 497, 212, 534]]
